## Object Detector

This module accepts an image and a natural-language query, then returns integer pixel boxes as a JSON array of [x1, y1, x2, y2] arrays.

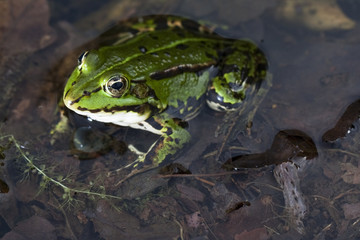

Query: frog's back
[[97, 15, 222, 46], [95, 15, 228, 113]]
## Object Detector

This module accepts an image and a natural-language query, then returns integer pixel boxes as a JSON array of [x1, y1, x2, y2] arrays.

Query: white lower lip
[[72, 108, 150, 127], [72, 108, 163, 135]]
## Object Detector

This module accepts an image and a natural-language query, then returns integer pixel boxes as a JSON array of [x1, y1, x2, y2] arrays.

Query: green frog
[[63, 15, 267, 171]]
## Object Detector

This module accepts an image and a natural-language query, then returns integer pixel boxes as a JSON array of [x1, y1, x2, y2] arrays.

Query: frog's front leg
[[207, 40, 267, 111], [114, 116, 190, 185], [128, 115, 191, 170]]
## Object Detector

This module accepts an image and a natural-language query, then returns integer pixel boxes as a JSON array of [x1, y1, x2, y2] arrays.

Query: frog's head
[[63, 50, 153, 126]]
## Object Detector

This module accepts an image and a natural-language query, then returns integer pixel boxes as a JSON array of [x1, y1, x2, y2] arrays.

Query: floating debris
[[276, 0, 356, 31]]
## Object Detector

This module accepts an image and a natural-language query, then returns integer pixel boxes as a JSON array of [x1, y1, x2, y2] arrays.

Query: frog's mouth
[[69, 104, 163, 135], [84, 109, 151, 127], [66, 101, 152, 127]]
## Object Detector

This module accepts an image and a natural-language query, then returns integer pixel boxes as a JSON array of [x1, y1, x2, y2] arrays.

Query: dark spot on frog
[[163, 126, 172, 135], [127, 27, 140, 35], [176, 31, 185, 38], [68, 87, 102, 105], [149, 34, 159, 40], [153, 16, 169, 30], [150, 62, 213, 80], [176, 44, 189, 50], [221, 47, 237, 59], [222, 64, 240, 74], [139, 46, 147, 53], [72, 81, 77, 86], [205, 52, 216, 60], [77, 51, 88, 65], [91, 87, 102, 94], [64, 89, 70, 98], [181, 19, 201, 32], [145, 117, 162, 132], [173, 118, 189, 129], [151, 52, 159, 57], [257, 62, 268, 72]]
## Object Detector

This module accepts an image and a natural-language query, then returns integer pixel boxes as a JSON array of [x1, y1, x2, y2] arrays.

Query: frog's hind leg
[[206, 40, 267, 112]]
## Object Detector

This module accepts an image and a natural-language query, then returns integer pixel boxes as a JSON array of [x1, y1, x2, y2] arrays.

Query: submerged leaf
[[223, 129, 318, 169], [276, 0, 355, 31], [0, 179, 9, 193], [322, 99, 360, 142]]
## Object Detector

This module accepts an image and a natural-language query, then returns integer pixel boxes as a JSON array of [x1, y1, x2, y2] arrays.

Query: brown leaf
[[0, 0, 56, 57], [322, 99, 360, 142], [341, 162, 360, 185], [234, 227, 270, 240], [92, 200, 140, 239], [185, 211, 203, 228], [276, 0, 355, 31], [342, 202, 360, 220], [224, 129, 317, 169], [2, 216, 56, 240], [176, 183, 205, 202]]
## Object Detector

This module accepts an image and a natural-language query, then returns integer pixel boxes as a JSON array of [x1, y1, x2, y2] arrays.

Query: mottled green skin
[[63, 15, 267, 168]]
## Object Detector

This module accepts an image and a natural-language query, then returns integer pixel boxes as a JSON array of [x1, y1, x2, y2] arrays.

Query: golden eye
[[105, 75, 128, 97]]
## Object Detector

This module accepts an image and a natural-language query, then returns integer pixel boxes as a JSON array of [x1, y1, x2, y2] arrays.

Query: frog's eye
[[105, 75, 128, 97], [77, 51, 89, 70]]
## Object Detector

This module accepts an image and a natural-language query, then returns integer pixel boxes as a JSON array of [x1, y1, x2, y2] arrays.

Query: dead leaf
[[322, 99, 360, 142], [11, 98, 31, 121], [92, 200, 140, 239], [2, 215, 56, 240], [341, 162, 360, 185], [185, 211, 203, 228], [0, 0, 56, 57], [234, 227, 270, 240], [276, 0, 355, 31], [342, 202, 360, 220], [176, 183, 205, 202], [0, 0, 57, 120]]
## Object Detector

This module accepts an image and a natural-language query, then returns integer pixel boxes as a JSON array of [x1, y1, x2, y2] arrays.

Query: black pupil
[[112, 81, 123, 90]]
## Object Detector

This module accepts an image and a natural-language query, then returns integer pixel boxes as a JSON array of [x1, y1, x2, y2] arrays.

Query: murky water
[[1, 0, 360, 239]]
